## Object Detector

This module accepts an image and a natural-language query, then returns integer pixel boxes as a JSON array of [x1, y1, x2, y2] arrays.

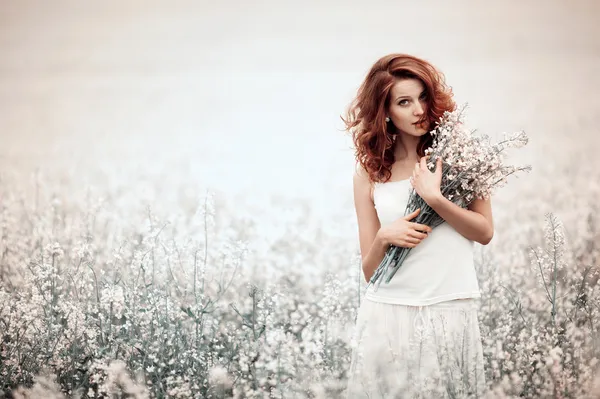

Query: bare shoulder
[[353, 162, 369, 180], [353, 163, 374, 203]]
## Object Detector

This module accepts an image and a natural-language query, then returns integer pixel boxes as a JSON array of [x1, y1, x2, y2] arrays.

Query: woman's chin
[[399, 125, 429, 136], [413, 125, 428, 134]]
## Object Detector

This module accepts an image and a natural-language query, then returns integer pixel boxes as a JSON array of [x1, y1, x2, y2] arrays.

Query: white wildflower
[[208, 365, 233, 389]]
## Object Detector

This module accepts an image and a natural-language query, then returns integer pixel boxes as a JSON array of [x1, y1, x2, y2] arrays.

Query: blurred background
[[1, 0, 599, 262]]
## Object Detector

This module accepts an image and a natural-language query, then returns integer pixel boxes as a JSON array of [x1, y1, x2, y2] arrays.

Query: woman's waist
[[368, 247, 479, 296], [403, 230, 474, 262], [363, 289, 481, 307]]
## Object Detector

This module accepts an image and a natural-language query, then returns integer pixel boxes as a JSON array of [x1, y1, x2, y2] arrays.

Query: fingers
[[388, 233, 420, 248], [403, 208, 420, 220], [406, 234, 428, 247], [410, 222, 432, 233], [405, 239, 420, 247], [408, 230, 428, 240], [390, 232, 428, 248], [394, 238, 418, 248], [404, 235, 424, 247]]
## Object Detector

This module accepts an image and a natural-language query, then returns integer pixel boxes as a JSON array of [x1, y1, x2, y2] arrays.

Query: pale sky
[[1, 0, 599, 251]]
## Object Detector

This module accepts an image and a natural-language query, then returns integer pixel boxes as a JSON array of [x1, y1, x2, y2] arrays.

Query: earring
[[385, 116, 390, 123]]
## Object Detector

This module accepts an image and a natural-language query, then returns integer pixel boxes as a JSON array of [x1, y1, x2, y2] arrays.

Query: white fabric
[[345, 298, 487, 398], [364, 179, 481, 306]]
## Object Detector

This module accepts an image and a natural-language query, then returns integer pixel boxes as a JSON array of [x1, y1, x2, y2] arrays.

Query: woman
[[343, 54, 492, 398]]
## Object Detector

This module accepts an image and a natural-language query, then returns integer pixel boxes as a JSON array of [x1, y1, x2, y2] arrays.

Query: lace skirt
[[345, 297, 487, 398]]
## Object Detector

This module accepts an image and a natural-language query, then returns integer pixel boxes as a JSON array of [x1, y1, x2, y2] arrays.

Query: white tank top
[[364, 179, 482, 306]]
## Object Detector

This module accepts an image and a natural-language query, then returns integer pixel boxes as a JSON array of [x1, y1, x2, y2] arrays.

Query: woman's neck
[[393, 136, 421, 162]]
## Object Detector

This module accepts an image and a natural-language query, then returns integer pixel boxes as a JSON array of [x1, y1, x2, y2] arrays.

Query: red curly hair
[[342, 54, 456, 183]]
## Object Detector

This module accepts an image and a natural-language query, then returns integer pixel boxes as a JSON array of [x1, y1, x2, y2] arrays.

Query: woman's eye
[[399, 96, 425, 106]]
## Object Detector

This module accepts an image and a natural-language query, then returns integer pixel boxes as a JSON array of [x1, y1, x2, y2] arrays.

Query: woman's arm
[[353, 165, 389, 283], [428, 194, 494, 245]]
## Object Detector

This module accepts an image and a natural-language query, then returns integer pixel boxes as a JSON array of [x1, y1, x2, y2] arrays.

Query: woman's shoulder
[[353, 162, 375, 186], [354, 162, 367, 178], [353, 163, 377, 203]]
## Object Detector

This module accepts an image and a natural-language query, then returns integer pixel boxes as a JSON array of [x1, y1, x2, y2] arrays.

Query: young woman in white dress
[[343, 54, 493, 398]]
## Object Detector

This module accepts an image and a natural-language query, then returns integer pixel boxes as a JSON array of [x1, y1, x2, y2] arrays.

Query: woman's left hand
[[410, 156, 443, 205]]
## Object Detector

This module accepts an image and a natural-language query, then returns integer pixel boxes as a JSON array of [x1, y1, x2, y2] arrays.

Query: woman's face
[[387, 78, 430, 136]]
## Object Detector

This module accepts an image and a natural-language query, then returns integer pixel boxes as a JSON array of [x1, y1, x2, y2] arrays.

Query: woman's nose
[[414, 103, 424, 115]]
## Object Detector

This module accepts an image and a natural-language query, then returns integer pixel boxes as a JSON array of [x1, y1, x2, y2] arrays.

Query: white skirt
[[345, 297, 487, 398]]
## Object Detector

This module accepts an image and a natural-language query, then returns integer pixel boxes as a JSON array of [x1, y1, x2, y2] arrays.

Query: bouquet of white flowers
[[367, 103, 532, 291]]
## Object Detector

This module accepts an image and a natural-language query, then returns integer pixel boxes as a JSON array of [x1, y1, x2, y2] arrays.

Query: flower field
[[1, 157, 599, 399]]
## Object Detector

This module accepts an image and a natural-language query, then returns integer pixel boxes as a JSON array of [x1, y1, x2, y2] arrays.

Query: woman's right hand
[[377, 208, 432, 248]]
